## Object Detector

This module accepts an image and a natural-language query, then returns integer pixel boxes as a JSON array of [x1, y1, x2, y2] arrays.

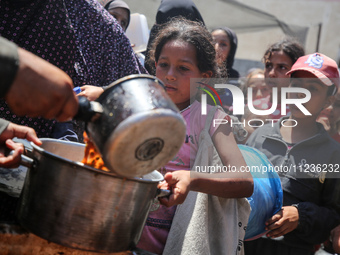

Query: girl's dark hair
[[263, 38, 305, 64], [147, 17, 221, 77]]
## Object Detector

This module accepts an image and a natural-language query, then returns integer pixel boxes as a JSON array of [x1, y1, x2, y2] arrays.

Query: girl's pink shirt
[[137, 101, 228, 254]]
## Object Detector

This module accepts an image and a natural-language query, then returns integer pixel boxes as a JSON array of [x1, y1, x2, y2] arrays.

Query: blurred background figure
[[211, 27, 240, 80], [241, 68, 271, 110], [236, 108, 269, 145], [144, 0, 205, 75], [233, 69, 270, 144], [103, 0, 130, 32], [211, 27, 240, 111], [317, 89, 340, 143], [262, 38, 305, 119]]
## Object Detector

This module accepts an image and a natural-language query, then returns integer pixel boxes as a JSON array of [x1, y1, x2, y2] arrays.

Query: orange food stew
[[81, 132, 109, 171]]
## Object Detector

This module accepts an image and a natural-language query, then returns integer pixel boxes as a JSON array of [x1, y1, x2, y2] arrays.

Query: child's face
[[211, 29, 230, 66], [248, 73, 270, 100], [264, 51, 293, 89], [289, 71, 333, 118], [155, 40, 209, 110]]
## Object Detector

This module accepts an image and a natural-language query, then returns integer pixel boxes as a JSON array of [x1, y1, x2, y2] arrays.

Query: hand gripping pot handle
[[20, 154, 34, 169], [8, 149, 34, 169]]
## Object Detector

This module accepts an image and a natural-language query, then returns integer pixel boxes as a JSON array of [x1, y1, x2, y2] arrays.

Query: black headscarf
[[213, 27, 239, 79], [144, 0, 205, 74], [155, 0, 205, 25]]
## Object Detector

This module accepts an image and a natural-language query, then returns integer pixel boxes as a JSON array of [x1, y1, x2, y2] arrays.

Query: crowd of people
[[1, 0, 340, 254]]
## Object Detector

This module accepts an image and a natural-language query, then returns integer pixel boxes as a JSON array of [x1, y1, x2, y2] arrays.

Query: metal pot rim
[[98, 74, 165, 101], [30, 138, 164, 183]]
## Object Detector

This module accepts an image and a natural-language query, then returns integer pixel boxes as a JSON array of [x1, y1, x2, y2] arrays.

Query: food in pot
[[81, 132, 109, 171]]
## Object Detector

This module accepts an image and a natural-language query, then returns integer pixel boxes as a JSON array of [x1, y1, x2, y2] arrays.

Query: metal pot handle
[[20, 154, 35, 169], [156, 188, 171, 198], [8, 148, 34, 169], [74, 96, 103, 122]]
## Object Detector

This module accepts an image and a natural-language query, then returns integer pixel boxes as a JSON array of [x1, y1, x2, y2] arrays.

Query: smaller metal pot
[[17, 138, 169, 253], [75, 74, 186, 178]]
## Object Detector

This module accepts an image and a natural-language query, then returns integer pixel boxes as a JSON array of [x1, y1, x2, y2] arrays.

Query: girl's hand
[[265, 206, 299, 238], [158, 171, 191, 207], [77, 85, 104, 101]]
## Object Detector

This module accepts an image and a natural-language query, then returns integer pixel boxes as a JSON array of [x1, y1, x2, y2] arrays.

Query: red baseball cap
[[286, 53, 340, 94]]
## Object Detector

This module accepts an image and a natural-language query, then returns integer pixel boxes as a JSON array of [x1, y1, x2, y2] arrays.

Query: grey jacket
[[246, 116, 340, 251]]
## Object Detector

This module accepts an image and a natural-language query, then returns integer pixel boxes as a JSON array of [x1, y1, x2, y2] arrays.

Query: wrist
[[0, 37, 20, 97], [291, 203, 300, 228], [291, 203, 299, 210]]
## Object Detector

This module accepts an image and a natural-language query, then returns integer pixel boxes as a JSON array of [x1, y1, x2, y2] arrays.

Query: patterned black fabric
[[0, 0, 145, 139]]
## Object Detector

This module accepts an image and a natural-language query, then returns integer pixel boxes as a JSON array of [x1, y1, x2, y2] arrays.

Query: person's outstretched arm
[[0, 36, 79, 121]]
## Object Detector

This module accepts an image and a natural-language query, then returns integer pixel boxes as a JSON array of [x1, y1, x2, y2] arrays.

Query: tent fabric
[[209, 0, 309, 45]]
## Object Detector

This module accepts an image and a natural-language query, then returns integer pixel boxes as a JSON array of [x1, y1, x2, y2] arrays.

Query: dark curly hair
[[147, 17, 222, 77], [263, 38, 305, 65]]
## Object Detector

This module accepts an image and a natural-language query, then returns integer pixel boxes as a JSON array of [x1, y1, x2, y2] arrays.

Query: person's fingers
[[55, 95, 79, 122], [24, 130, 42, 146], [159, 195, 174, 207], [265, 210, 283, 226], [42, 104, 65, 120], [10, 124, 42, 146], [266, 217, 284, 231], [157, 180, 169, 190], [0, 140, 24, 168], [6, 139, 24, 153], [164, 172, 177, 185], [267, 224, 289, 238]]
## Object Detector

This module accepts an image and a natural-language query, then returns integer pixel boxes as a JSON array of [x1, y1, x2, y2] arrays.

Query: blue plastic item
[[238, 145, 283, 241], [73, 86, 82, 95]]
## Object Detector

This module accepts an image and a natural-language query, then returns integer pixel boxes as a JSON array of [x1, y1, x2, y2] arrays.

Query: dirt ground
[[0, 232, 133, 255]]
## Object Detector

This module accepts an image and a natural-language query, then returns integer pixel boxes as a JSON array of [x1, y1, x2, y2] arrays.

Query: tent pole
[[316, 23, 322, 52]]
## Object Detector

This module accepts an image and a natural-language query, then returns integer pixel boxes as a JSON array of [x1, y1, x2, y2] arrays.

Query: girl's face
[[212, 29, 230, 66], [264, 50, 293, 89], [248, 73, 270, 100], [155, 40, 210, 110]]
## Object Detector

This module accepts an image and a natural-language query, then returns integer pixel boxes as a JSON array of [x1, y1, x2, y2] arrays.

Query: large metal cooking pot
[[17, 138, 169, 253], [76, 74, 186, 178]]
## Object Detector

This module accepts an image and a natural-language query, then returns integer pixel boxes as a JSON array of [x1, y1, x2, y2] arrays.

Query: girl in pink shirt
[[137, 17, 253, 254]]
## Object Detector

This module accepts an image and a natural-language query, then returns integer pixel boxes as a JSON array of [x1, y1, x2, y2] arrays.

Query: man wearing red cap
[[245, 53, 340, 255]]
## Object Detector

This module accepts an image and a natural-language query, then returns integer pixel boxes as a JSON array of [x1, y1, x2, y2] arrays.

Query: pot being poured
[[76, 74, 186, 178]]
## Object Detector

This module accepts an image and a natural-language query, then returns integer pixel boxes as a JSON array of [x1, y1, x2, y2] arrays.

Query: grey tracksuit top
[[246, 116, 340, 250]]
